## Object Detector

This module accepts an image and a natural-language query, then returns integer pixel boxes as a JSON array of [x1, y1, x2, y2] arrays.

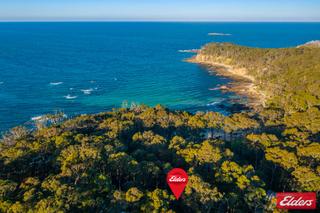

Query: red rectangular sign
[[276, 192, 317, 210]]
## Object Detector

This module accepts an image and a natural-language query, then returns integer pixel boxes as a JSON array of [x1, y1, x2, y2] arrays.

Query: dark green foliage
[[0, 106, 267, 212], [200, 43, 320, 193], [1, 43, 320, 212], [200, 43, 320, 116]]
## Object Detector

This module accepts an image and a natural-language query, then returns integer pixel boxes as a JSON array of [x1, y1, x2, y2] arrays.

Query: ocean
[[0, 22, 320, 132]]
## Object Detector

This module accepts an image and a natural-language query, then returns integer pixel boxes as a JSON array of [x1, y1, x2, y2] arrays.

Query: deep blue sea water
[[1, 22, 320, 132]]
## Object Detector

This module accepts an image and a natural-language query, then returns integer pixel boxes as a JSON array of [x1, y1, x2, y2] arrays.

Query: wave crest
[[208, 33, 232, 36], [64, 95, 77, 99], [50, 82, 63, 86]]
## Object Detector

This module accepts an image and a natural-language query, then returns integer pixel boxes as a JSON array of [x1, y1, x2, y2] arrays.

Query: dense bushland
[[1, 43, 320, 212]]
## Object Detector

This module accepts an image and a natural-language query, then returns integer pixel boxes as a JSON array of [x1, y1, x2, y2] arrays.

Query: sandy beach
[[187, 56, 266, 109]]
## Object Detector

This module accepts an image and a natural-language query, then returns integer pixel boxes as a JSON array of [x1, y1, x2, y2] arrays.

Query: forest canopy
[[1, 104, 319, 212], [1, 42, 320, 212]]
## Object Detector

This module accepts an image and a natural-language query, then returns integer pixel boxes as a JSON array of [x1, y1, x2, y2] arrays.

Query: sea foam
[[31, 115, 44, 121], [81, 88, 94, 95], [208, 87, 220, 91], [207, 102, 220, 106], [50, 82, 63, 86], [208, 33, 232, 36], [64, 95, 77, 99], [206, 98, 225, 106], [178, 49, 199, 53]]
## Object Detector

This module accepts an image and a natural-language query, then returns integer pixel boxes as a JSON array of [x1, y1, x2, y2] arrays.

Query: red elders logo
[[166, 168, 188, 200], [276, 192, 317, 210]]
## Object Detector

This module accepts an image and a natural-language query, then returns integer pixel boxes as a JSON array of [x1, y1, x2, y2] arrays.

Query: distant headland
[[187, 41, 320, 111]]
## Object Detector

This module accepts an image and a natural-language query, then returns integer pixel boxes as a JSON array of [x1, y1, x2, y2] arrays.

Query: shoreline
[[187, 56, 266, 109]]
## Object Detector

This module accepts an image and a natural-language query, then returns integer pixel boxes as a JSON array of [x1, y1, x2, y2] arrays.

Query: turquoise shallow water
[[0, 22, 320, 132]]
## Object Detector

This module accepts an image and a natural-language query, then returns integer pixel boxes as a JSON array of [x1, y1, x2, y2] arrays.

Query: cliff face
[[190, 52, 254, 82]]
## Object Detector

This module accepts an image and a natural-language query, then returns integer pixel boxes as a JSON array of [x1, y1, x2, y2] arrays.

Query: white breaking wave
[[297, 40, 320, 48], [81, 88, 94, 95], [50, 82, 63, 86], [207, 101, 220, 106], [31, 113, 67, 122], [208, 33, 232, 36], [64, 95, 77, 99], [206, 98, 225, 106], [178, 49, 199, 53], [31, 115, 44, 121]]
